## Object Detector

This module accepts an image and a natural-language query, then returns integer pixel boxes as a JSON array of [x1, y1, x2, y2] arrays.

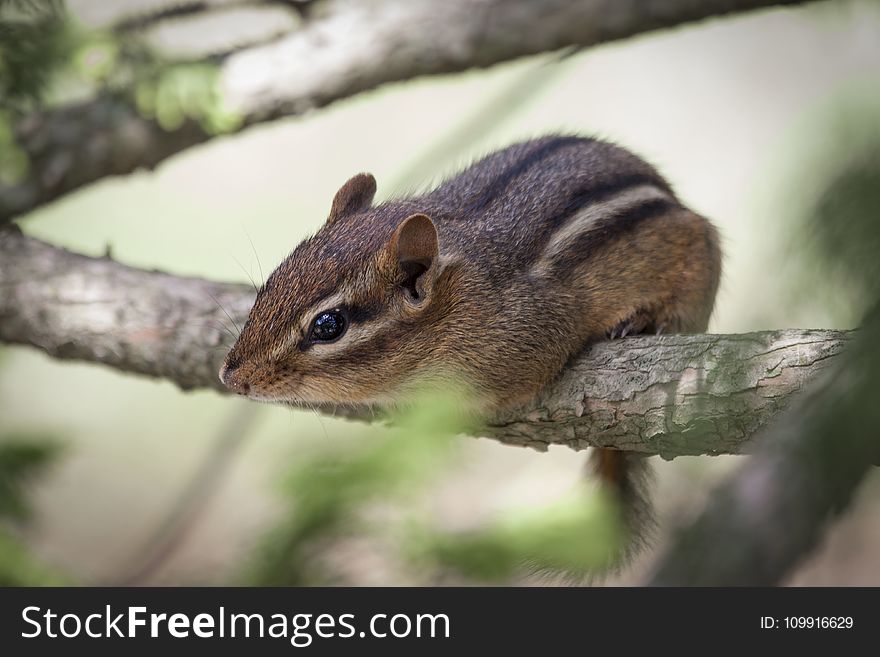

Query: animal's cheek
[[270, 357, 299, 378], [227, 353, 294, 393]]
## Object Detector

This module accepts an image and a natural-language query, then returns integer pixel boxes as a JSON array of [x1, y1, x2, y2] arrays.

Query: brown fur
[[221, 135, 719, 408], [220, 136, 721, 546]]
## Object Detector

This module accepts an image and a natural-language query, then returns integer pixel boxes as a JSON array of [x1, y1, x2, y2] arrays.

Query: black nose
[[219, 363, 250, 396]]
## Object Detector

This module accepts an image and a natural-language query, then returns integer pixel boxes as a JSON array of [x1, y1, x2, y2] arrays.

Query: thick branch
[[3, 99, 209, 226], [1, 0, 816, 222], [485, 327, 849, 456], [0, 228, 851, 458], [649, 307, 880, 585], [219, 0, 814, 121], [0, 227, 250, 391]]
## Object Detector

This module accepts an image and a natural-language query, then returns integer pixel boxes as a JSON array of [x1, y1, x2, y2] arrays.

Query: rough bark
[[0, 228, 851, 458], [219, 0, 814, 121], [0, 227, 249, 392], [486, 328, 849, 456], [1, 0, 818, 223], [649, 307, 880, 585]]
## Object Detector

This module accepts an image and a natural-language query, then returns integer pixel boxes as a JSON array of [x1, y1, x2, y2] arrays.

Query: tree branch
[[2, 98, 210, 225], [1, 0, 817, 222], [648, 307, 880, 585], [0, 228, 851, 458], [0, 227, 249, 391]]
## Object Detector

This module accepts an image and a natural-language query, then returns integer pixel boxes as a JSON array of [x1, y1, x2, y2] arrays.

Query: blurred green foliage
[[0, 531, 66, 586], [411, 489, 622, 581], [0, 0, 68, 111], [0, 112, 29, 184], [248, 391, 623, 585], [0, 0, 239, 160], [804, 139, 880, 315], [134, 63, 242, 134], [0, 0, 68, 183], [0, 437, 61, 520], [248, 393, 465, 585], [0, 436, 67, 585], [780, 92, 880, 325]]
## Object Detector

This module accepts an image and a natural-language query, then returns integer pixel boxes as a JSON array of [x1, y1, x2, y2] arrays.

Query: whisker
[[243, 227, 265, 286], [209, 293, 242, 334], [231, 254, 259, 293], [183, 318, 239, 344], [312, 408, 331, 441]]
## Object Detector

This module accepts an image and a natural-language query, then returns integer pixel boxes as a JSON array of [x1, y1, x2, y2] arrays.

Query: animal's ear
[[388, 213, 439, 303], [327, 173, 376, 225]]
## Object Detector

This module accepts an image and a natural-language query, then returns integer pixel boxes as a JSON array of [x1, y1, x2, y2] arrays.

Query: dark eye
[[310, 310, 347, 343]]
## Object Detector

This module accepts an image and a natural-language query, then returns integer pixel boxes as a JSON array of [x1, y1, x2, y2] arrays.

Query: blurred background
[[1, 0, 879, 585]]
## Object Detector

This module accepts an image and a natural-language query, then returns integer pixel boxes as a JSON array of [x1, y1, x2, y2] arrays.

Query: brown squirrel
[[220, 135, 721, 555]]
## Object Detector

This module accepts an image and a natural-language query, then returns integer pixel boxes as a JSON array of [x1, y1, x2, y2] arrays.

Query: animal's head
[[219, 173, 459, 406]]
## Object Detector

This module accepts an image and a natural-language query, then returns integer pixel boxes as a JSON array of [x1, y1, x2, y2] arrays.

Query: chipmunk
[[220, 135, 721, 554]]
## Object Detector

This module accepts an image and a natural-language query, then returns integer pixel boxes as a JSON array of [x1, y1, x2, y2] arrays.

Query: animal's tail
[[588, 448, 655, 563]]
